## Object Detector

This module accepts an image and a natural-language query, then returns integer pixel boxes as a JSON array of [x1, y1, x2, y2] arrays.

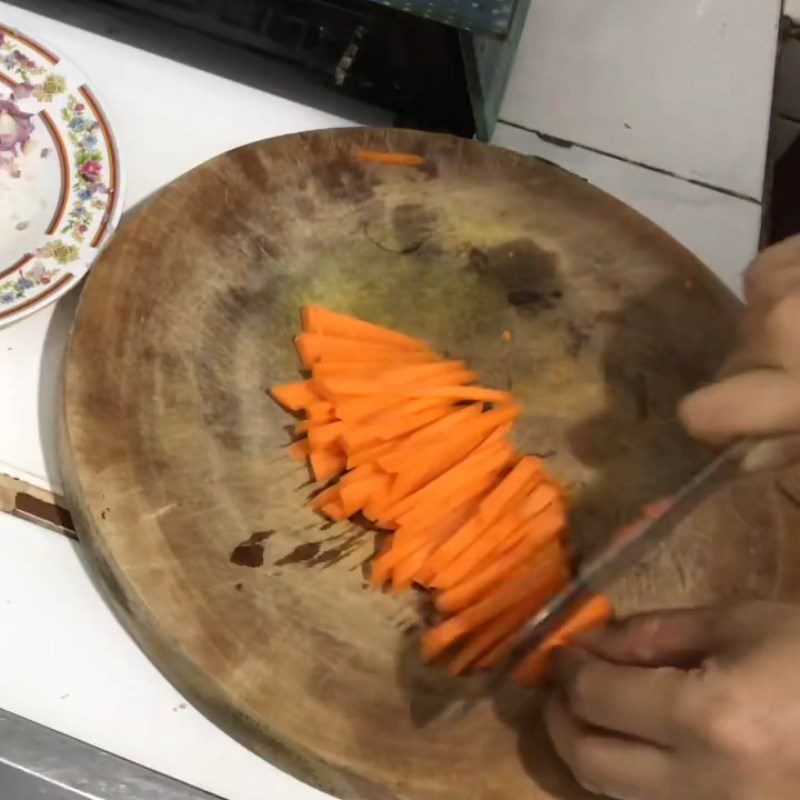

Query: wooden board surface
[[60, 128, 800, 800]]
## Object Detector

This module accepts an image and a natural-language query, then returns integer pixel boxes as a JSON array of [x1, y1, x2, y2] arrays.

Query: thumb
[[575, 605, 765, 668], [679, 369, 800, 447]]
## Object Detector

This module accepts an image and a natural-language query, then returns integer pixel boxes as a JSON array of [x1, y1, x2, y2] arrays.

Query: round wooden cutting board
[[60, 129, 800, 800]]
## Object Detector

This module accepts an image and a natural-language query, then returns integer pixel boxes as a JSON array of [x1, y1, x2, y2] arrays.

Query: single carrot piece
[[379, 360, 467, 384], [306, 400, 335, 422], [309, 447, 347, 482], [303, 305, 428, 350], [340, 473, 388, 518], [311, 483, 341, 510], [354, 150, 425, 166], [512, 595, 613, 686], [307, 420, 346, 449], [320, 498, 347, 521], [296, 333, 435, 367], [315, 378, 513, 406], [316, 370, 476, 399], [270, 381, 321, 412], [288, 439, 310, 462]]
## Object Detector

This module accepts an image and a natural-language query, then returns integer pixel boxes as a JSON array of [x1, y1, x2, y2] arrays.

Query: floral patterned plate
[[0, 22, 124, 328]]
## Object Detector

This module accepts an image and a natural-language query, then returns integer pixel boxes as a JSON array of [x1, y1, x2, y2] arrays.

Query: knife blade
[[440, 439, 752, 721]]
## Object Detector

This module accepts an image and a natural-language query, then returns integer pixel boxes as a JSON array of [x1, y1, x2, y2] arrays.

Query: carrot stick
[[303, 305, 428, 351], [311, 483, 341, 510], [296, 333, 435, 367], [340, 474, 388, 517], [354, 150, 425, 166], [307, 421, 345, 449], [512, 595, 613, 686], [306, 400, 335, 422], [316, 378, 513, 405], [270, 381, 320, 412], [288, 439, 310, 462], [320, 498, 347, 521], [309, 448, 345, 482]]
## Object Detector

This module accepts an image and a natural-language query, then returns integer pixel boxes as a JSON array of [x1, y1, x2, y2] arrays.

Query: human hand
[[679, 234, 800, 471], [544, 601, 800, 800]]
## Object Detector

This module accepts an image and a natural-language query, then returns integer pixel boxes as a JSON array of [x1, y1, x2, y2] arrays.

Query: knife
[[440, 439, 753, 721]]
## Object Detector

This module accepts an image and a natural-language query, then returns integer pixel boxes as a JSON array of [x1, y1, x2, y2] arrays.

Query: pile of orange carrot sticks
[[271, 306, 611, 685]]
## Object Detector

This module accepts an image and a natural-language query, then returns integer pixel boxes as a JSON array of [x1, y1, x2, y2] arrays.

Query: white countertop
[[0, 513, 329, 800]]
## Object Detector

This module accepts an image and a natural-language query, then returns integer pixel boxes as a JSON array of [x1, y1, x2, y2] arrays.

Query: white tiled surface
[[500, 0, 782, 200], [493, 123, 761, 294], [0, 1, 358, 492], [0, 513, 328, 800]]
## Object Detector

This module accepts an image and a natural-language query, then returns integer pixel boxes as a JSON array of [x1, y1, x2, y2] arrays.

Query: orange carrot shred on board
[[354, 150, 426, 166], [269, 304, 614, 679], [288, 438, 311, 462], [270, 380, 321, 412], [512, 595, 613, 686]]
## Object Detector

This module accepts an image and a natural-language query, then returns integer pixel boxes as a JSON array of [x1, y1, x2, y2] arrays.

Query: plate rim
[[0, 21, 126, 329]]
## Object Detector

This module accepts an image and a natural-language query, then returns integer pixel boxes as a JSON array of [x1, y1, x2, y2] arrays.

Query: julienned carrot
[[342, 404, 453, 451], [512, 595, 613, 686], [478, 456, 542, 523], [316, 378, 513, 405], [288, 439, 310, 462], [437, 538, 566, 614], [354, 150, 425, 166], [296, 333, 435, 368], [308, 420, 345, 449], [303, 305, 428, 351], [474, 569, 572, 671], [270, 305, 592, 682], [447, 584, 555, 676], [270, 381, 320, 412], [310, 447, 346, 482], [371, 498, 480, 586], [306, 400, 335, 422], [422, 568, 556, 662]]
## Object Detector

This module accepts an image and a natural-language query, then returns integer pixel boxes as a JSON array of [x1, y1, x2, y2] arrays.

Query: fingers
[[544, 693, 674, 800], [550, 647, 686, 746], [744, 233, 800, 308], [741, 434, 800, 472], [576, 606, 732, 667], [679, 369, 800, 446]]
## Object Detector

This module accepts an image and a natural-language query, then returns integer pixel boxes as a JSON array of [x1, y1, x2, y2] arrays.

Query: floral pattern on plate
[[0, 22, 123, 329]]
